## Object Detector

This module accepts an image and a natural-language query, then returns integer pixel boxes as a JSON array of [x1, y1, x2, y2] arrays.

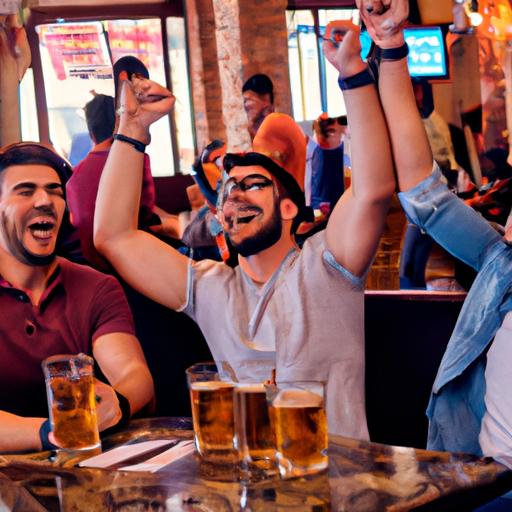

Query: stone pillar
[[0, 15, 28, 146], [212, 0, 250, 152], [186, 0, 292, 152], [185, 0, 226, 151]]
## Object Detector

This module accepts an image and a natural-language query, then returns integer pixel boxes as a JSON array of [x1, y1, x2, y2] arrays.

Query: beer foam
[[235, 383, 266, 393], [190, 380, 235, 391], [272, 389, 323, 408]]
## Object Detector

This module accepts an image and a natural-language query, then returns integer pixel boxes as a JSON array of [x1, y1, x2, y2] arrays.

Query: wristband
[[98, 390, 132, 439], [115, 390, 131, 427], [379, 42, 409, 61], [338, 68, 374, 91], [113, 133, 146, 153], [39, 419, 57, 452]]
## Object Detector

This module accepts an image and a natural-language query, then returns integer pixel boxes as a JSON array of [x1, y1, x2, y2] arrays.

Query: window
[[167, 17, 195, 174], [286, 8, 360, 124], [22, 5, 194, 176]]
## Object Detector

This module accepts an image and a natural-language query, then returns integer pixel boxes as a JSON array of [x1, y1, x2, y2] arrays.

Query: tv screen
[[359, 26, 449, 80], [404, 26, 448, 79]]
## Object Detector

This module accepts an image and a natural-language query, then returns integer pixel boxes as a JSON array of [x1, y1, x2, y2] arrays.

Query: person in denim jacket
[[360, 0, 512, 464]]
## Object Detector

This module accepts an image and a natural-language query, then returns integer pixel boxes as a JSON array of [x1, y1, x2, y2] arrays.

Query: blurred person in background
[[305, 113, 348, 218], [242, 73, 275, 140], [66, 59, 181, 273]]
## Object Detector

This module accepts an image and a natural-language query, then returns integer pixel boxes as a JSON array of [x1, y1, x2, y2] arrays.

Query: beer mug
[[268, 381, 328, 478], [233, 382, 277, 480], [42, 354, 100, 451], [186, 361, 237, 463]]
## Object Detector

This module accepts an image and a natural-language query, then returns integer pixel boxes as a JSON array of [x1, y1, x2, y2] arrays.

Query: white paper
[[120, 440, 195, 472], [78, 439, 177, 469]]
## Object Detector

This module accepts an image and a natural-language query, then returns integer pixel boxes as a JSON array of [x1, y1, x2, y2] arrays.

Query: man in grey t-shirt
[[94, 26, 395, 438]]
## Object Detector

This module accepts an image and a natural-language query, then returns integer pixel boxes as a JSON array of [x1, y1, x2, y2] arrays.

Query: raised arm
[[360, 0, 432, 190], [364, 0, 502, 269], [323, 23, 396, 278], [93, 77, 189, 310]]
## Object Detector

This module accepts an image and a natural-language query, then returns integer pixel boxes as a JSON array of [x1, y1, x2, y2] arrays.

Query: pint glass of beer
[[42, 354, 100, 451], [186, 362, 237, 463], [233, 382, 277, 480], [269, 381, 328, 478]]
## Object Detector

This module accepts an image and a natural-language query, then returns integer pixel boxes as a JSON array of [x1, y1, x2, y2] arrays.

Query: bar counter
[[1, 417, 511, 511]]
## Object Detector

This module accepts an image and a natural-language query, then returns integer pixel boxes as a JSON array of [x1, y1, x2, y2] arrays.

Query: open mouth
[[225, 207, 262, 230], [27, 220, 56, 240], [236, 213, 258, 224]]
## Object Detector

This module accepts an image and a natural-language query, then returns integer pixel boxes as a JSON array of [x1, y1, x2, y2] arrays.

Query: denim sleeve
[[398, 163, 502, 271]]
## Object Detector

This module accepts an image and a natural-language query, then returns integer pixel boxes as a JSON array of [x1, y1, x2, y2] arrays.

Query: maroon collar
[[0, 261, 63, 306]]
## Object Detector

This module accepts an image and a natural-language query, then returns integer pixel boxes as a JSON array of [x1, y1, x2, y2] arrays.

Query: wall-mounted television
[[360, 25, 449, 81], [405, 26, 449, 80]]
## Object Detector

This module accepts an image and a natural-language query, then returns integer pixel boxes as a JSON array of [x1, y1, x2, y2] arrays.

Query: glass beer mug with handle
[[42, 353, 101, 451], [186, 361, 238, 464], [268, 381, 328, 478]]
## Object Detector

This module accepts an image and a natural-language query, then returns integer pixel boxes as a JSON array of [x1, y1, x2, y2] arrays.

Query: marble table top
[[1, 417, 511, 511]]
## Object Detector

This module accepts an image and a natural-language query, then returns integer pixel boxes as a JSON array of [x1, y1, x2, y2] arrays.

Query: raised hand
[[117, 74, 175, 144], [322, 21, 366, 79], [357, 0, 408, 48]]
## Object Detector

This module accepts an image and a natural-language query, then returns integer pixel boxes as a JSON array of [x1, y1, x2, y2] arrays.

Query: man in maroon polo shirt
[[0, 142, 154, 453]]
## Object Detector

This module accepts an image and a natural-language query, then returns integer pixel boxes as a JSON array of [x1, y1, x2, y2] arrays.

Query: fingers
[[360, 0, 387, 15], [322, 25, 364, 78], [322, 39, 338, 67], [343, 28, 362, 50], [358, 0, 408, 47], [118, 79, 138, 117]]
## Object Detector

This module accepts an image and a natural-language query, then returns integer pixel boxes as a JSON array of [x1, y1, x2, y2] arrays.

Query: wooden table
[[1, 417, 511, 511]]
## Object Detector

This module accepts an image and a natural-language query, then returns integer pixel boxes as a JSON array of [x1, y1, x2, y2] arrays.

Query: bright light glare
[[469, 12, 483, 26]]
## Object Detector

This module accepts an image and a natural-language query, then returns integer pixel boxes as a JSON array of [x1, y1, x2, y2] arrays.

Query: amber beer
[[234, 384, 275, 472], [190, 380, 236, 462], [48, 375, 100, 449], [272, 387, 328, 477], [42, 354, 100, 451]]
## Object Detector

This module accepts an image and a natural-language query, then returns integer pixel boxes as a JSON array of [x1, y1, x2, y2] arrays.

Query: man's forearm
[[112, 363, 155, 416], [94, 139, 145, 252], [0, 412, 44, 453]]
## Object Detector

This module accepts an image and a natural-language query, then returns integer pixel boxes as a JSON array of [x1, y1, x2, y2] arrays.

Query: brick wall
[[185, 0, 291, 152], [238, 0, 291, 116]]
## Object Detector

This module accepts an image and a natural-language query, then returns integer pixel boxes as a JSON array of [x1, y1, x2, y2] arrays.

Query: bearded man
[[94, 29, 395, 437]]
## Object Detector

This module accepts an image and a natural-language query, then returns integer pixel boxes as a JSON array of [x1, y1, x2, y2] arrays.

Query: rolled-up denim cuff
[[398, 162, 443, 203], [397, 162, 448, 227]]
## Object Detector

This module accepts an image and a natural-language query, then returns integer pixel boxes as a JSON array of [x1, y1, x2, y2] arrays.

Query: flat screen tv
[[359, 25, 449, 80], [404, 26, 449, 79]]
